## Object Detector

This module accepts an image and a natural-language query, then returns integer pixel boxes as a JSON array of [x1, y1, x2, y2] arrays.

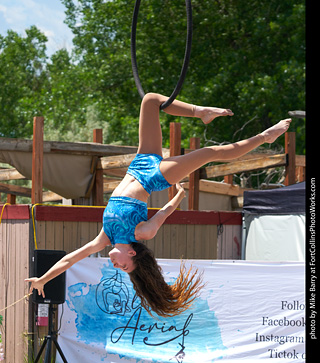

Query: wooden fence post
[[7, 194, 16, 204], [93, 129, 104, 206], [224, 175, 233, 185], [188, 137, 200, 210], [168, 122, 181, 201], [31, 116, 44, 204], [284, 132, 296, 186]]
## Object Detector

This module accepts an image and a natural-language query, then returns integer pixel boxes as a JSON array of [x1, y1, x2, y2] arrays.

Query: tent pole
[[241, 215, 247, 260]]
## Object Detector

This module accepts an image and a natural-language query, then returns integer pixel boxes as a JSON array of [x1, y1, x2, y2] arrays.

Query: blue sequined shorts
[[127, 153, 172, 194], [103, 196, 148, 245]]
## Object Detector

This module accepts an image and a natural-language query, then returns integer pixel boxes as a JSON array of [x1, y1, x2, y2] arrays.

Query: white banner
[[56, 259, 305, 363]]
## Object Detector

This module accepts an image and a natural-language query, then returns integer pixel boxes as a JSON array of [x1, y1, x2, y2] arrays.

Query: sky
[[0, 0, 74, 57]]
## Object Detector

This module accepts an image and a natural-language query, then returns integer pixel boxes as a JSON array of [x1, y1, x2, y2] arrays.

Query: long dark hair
[[128, 242, 204, 317]]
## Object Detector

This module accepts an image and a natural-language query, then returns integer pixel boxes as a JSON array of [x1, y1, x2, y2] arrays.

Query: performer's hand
[[176, 183, 186, 198], [25, 277, 45, 298]]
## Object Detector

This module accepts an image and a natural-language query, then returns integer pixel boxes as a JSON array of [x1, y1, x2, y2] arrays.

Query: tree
[[0, 1, 305, 155], [0, 26, 48, 137], [61, 0, 305, 152]]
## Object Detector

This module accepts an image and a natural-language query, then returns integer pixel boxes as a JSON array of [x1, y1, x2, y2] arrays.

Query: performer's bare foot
[[260, 118, 292, 143], [195, 106, 234, 124]]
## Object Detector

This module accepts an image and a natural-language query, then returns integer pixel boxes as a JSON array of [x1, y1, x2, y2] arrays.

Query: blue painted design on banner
[[66, 264, 226, 362]]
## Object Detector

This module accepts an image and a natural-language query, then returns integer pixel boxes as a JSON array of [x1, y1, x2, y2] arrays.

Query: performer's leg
[[137, 93, 233, 155], [160, 119, 291, 184]]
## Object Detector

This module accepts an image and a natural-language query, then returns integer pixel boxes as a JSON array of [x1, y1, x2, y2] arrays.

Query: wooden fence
[[0, 204, 241, 362], [0, 206, 31, 363], [0, 124, 305, 207]]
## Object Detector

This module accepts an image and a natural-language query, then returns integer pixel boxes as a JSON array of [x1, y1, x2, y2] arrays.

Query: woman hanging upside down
[[26, 93, 291, 317]]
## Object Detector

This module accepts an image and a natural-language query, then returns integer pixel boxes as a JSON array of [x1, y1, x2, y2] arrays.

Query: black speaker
[[32, 250, 66, 304]]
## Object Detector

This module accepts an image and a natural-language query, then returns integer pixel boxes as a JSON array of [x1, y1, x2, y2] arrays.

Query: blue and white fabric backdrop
[[56, 258, 305, 363]]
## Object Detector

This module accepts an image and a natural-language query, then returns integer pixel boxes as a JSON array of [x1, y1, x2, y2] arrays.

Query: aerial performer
[[26, 92, 292, 317]]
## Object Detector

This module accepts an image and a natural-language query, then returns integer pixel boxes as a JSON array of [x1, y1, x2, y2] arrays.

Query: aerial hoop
[[131, 0, 192, 110]]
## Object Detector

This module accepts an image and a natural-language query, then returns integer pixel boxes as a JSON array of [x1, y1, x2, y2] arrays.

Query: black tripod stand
[[35, 304, 68, 363]]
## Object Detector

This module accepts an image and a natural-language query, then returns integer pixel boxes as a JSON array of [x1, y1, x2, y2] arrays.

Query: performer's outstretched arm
[[25, 228, 111, 297]]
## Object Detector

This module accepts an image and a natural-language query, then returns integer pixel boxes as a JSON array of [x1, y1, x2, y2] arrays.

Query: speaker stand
[[35, 304, 68, 363]]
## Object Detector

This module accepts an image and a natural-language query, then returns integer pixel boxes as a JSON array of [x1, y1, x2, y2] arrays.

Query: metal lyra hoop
[[131, 0, 193, 110]]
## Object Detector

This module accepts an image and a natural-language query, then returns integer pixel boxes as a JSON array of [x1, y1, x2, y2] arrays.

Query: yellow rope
[[1, 203, 108, 321], [1, 202, 165, 313], [0, 203, 11, 225], [6, 201, 161, 250], [31, 203, 106, 250], [0, 293, 32, 314], [31, 204, 40, 250]]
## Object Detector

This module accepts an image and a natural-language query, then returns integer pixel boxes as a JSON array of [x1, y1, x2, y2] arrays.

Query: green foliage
[[0, 26, 47, 137], [0, 0, 305, 154]]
